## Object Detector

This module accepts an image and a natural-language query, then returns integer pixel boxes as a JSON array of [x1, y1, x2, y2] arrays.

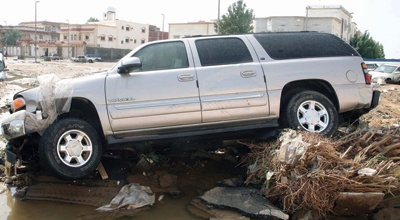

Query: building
[[254, 5, 355, 43], [169, 21, 216, 39], [169, 5, 357, 44], [1, 21, 61, 57], [1, 7, 168, 59]]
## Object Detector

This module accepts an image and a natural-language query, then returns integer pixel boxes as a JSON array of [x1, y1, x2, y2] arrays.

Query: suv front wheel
[[282, 90, 338, 137], [38, 118, 103, 179]]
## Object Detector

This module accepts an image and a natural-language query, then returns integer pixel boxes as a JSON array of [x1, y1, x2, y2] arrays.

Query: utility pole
[[217, 0, 220, 34], [35, 0, 40, 63], [67, 19, 70, 58], [161, 14, 165, 40]]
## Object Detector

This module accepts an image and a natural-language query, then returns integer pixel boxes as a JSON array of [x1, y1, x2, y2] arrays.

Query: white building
[[169, 21, 217, 39], [254, 5, 355, 43], [169, 5, 357, 43]]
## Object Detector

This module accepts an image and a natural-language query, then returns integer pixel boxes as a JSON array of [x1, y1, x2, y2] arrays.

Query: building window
[[141, 39, 145, 44], [64, 35, 67, 40], [121, 26, 124, 30], [79, 35, 82, 41], [85, 35, 89, 40], [125, 37, 129, 43], [39, 35, 43, 39], [108, 35, 113, 41], [126, 26, 130, 31], [134, 39, 137, 43], [141, 27, 146, 33], [100, 35, 106, 41], [121, 40, 124, 44]]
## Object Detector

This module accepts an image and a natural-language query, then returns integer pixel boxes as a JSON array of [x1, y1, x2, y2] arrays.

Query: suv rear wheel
[[39, 118, 102, 179], [282, 90, 338, 136]]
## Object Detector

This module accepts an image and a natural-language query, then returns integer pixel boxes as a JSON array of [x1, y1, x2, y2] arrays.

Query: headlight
[[11, 97, 26, 112]]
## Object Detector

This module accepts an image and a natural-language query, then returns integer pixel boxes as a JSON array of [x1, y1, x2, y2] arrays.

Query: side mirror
[[117, 57, 142, 74]]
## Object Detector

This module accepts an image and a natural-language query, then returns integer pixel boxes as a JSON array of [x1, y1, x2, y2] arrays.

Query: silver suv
[[1, 32, 380, 179]]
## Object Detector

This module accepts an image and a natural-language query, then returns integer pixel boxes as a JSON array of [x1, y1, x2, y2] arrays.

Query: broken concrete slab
[[188, 198, 250, 220], [199, 187, 289, 220], [333, 192, 385, 215]]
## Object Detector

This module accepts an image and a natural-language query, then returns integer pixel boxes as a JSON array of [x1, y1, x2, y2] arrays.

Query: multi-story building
[[1, 21, 61, 56], [254, 5, 355, 43], [1, 8, 168, 59], [56, 8, 168, 58], [169, 5, 357, 44], [169, 21, 216, 39]]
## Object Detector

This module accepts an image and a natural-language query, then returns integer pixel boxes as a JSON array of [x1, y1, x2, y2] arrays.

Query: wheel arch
[[58, 98, 105, 141], [279, 79, 339, 124]]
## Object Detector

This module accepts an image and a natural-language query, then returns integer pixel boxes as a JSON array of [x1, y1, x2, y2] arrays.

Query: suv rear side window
[[253, 32, 359, 60], [195, 38, 252, 66]]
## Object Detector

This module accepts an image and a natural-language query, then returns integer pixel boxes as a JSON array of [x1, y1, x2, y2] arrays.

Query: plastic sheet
[[97, 183, 155, 212], [277, 129, 310, 167], [24, 74, 73, 134]]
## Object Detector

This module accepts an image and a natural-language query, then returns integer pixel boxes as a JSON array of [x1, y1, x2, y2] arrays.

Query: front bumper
[[1, 110, 27, 140]]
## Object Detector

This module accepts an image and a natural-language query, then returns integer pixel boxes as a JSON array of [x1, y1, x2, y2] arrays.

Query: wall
[[169, 22, 216, 39]]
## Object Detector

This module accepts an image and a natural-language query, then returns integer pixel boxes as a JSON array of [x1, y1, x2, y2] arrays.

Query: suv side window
[[133, 41, 189, 72], [195, 38, 252, 66]]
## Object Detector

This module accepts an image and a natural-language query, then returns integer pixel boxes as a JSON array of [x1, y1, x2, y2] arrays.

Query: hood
[[16, 71, 108, 113]]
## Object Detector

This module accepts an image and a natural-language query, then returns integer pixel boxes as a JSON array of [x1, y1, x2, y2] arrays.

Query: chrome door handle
[[178, 74, 195, 82], [240, 71, 257, 78]]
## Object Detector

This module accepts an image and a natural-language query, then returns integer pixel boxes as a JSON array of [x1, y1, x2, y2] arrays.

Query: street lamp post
[[217, 0, 221, 34], [161, 14, 164, 40], [35, 0, 40, 63], [67, 19, 70, 59]]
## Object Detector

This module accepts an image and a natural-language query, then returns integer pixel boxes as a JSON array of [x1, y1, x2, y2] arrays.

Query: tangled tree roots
[[244, 128, 400, 218]]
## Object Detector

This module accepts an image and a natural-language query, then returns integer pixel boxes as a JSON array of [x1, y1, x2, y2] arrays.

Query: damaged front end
[[1, 74, 74, 177]]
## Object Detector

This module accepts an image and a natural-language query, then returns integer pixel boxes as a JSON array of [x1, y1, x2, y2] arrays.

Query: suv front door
[[106, 40, 201, 133]]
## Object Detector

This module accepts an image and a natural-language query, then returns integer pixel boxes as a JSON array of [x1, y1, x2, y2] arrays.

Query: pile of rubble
[[244, 128, 400, 219]]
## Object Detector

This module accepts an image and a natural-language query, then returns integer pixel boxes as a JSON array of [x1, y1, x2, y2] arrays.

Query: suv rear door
[[105, 40, 201, 132], [189, 36, 269, 123]]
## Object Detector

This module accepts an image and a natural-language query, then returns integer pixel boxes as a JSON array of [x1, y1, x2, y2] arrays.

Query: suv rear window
[[195, 38, 252, 66], [253, 32, 359, 60]]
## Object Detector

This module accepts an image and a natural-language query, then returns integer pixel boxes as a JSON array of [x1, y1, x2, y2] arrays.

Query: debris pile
[[244, 128, 400, 218]]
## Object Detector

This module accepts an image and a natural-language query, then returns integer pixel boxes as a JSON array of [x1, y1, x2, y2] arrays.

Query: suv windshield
[[374, 65, 397, 73]]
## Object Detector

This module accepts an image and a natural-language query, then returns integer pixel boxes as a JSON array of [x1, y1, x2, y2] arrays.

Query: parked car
[[369, 64, 400, 84], [1, 32, 380, 180], [49, 53, 60, 60], [0, 53, 6, 81], [71, 55, 87, 62], [85, 54, 102, 63], [366, 63, 378, 71]]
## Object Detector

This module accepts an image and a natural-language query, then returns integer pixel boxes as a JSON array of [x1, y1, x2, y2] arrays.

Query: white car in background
[[369, 64, 400, 84]]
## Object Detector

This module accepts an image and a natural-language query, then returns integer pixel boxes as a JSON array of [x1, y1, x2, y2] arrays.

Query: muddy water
[[1, 149, 244, 220]]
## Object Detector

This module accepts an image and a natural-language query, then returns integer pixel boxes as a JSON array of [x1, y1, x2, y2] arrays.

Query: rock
[[158, 173, 177, 188], [373, 208, 400, 220], [333, 192, 385, 215], [199, 187, 289, 220], [188, 198, 250, 220], [218, 176, 243, 187]]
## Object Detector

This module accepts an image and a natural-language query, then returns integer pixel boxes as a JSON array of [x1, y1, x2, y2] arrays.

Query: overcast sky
[[1, 0, 399, 58]]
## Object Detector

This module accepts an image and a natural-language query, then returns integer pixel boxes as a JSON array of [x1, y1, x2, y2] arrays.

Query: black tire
[[39, 118, 102, 180], [282, 90, 338, 137], [88, 59, 93, 63]]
